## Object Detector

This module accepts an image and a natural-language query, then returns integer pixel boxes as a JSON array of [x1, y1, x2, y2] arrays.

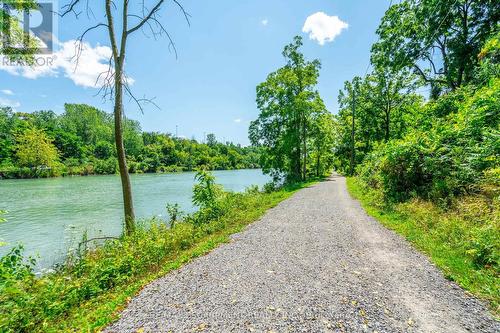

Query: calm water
[[0, 169, 269, 269]]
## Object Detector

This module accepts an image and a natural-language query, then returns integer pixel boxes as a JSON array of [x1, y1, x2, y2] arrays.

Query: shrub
[[166, 203, 183, 227], [359, 79, 500, 203], [93, 157, 118, 175]]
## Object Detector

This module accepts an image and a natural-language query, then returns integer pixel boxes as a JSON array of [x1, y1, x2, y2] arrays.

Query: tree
[[0, 107, 22, 163], [249, 36, 324, 182], [372, 0, 500, 92], [15, 127, 59, 173], [310, 108, 335, 177], [206, 133, 217, 147], [60, 104, 113, 148], [335, 73, 422, 173], [366, 69, 417, 142], [61, 0, 189, 235]]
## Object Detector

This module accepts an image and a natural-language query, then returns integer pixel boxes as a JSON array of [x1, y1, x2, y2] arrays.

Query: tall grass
[[347, 177, 499, 316]]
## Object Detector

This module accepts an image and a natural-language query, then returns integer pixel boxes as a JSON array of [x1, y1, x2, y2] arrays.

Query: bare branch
[[59, 0, 83, 17], [123, 80, 160, 113], [127, 0, 166, 35], [127, 0, 190, 36], [172, 0, 191, 26]]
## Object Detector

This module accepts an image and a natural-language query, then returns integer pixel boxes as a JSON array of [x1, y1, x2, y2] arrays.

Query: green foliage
[[358, 79, 499, 203], [93, 157, 118, 175], [0, 104, 262, 179], [336, 4, 499, 205], [371, 0, 499, 91], [334, 72, 423, 174], [190, 170, 226, 224], [94, 140, 115, 159], [15, 127, 60, 174], [0, 176, 306, 332], [249, 36, 335, 182], [340, 5, 499, 313], [476, 29, 500, 85], [0, 245, 35, 282], [165, 203, 183, 227]]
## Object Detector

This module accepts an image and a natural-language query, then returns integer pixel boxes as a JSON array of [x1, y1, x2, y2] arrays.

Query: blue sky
[[1, 0, 390, 145]]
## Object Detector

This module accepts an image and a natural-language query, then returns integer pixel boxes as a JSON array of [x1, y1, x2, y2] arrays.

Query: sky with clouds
[[0, 0, 390, 145]]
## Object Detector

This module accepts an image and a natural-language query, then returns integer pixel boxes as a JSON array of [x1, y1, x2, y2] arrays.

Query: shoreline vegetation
[[0, 104, 262, 180], [0, 170, 316, 332]]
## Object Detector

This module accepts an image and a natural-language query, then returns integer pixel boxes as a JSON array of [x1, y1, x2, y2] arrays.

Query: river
[[0, 169, 269, 269]]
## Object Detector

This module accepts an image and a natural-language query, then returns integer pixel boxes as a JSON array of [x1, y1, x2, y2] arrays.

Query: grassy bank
[[347, 177, 499, 316], [0, 180, 311, 332]]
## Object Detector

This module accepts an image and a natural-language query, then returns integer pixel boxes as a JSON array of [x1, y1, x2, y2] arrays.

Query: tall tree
[[206, 133, 217, 147], [310, 107, 335, 177], [366, 69, 417, 142], [335, 73, 421, 173], [61, 1, 189, 235], [249, 36, 323, 182], [372, 0, 500, 92]]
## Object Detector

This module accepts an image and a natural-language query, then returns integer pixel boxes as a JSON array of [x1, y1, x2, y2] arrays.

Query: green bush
[[93, 157, 118, 175], [359, 79, 500, 203]]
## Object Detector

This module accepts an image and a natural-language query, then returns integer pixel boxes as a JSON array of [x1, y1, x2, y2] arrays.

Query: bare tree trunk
[[106, 0, 135, 235], [114, 70, 135, 234]]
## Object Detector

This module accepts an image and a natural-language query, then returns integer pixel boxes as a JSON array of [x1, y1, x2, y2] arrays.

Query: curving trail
[[105, 175, 499, 332]]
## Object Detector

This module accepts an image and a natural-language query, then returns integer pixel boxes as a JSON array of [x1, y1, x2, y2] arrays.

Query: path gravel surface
[[105, 175, 499, 332]]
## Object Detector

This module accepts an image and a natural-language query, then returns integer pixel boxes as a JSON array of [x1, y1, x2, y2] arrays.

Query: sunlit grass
[[347, 177, 499, 317]]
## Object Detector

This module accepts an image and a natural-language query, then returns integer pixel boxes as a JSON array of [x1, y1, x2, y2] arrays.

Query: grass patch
[[0, 180, 314, 332], [346, 177, 499, 317]]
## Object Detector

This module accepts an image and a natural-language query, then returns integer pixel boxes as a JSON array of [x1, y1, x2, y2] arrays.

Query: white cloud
[[261, 19, 268, 26], [0, 97, 21, 108], [1, 89, 14, 95], [0, 40, 134, 88], [234, 118, 242, 123], [302, 12, 348, 45]]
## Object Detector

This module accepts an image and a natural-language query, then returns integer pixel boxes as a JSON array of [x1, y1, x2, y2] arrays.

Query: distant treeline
[[0, 104, 262, 178]]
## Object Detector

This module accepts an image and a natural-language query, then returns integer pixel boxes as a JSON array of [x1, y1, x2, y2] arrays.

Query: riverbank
[[0, 164, 261, 180], [0, 180, 311, 332], [347, 177, 499, 316], [0, 169, 270, 270]]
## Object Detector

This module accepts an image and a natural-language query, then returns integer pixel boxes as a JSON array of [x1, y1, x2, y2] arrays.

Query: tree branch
[[127, 0, 165, 35]]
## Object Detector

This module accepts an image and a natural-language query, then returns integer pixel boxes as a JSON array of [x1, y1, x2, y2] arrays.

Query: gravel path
[[105, 175, 499, 332]]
